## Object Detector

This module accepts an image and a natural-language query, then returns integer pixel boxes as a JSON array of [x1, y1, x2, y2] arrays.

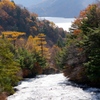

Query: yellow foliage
[[2, 31, 25, 37], [25, 35, 41, 52], [0, 2, 4, 9], [8, 37, 16, 41], [0, 31, 25, 47], [26, 34, 50, 60], [25, 36, 33, 51], [38, 33, 46, 38], [0, 0, 15, 9]]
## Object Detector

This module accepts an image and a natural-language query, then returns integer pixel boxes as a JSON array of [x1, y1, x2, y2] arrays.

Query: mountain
[[13, 0, 96, 18], [13, 0, 47, 8], [28, 0, 96, 18]]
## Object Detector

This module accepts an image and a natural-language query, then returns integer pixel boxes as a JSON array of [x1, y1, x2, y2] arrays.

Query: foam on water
[[7, 74, 100, 100]]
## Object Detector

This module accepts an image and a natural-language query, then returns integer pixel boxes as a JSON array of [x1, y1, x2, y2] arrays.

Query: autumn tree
[[0, 0, 15, 10], [37, 33, 47, 57], [26, 33, 49, 60], [25, 35, 38, 52], [70, 4, 98, 35], [1, 31, 25, 47]]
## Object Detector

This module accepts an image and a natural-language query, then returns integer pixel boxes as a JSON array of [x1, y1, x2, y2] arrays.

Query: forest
[[0, 0, 66, 96], [0, 0, 100, 99], [56, 3, 100, 87]]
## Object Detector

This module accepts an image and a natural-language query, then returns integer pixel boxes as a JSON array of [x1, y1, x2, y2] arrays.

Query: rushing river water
[[7, 73, 100, 100]]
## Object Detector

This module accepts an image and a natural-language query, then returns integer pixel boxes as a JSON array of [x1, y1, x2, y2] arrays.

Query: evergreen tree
[[60, 3, 100, 86], [0, 39, 21, 94]]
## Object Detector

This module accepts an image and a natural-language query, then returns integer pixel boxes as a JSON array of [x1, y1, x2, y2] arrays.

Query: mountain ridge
[[13, 0, 96, 18], [29, 0, 96, 18]]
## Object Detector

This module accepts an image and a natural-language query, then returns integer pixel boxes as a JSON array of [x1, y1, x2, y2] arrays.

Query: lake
[[38, 17, 75, 31]]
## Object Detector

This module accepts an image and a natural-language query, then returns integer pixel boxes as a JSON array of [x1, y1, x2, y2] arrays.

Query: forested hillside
[[56, 2, 100, 87], [0, 0, 66, 46]]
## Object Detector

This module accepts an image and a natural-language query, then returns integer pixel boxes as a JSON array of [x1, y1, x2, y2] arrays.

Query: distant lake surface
[[38, 17, 75, 31]]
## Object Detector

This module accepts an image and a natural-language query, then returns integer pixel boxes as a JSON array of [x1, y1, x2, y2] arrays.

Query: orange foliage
[[79, 4, 97, 18], [72, 4, 97, 36], [78, 48, 83, 52], [74, 4, 96, 22], [79, 10, 87, 18], [73, 29, 81, 35], [73, 18, 82, 27], [85, 4, 97, 12]]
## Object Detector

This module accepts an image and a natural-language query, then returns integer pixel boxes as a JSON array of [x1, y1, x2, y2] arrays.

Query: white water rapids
[[7, 73, 100, 100]]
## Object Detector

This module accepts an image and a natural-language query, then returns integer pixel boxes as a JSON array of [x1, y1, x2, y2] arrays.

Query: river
[[7, 17, 100, 100], [7, 73, 100, 100]]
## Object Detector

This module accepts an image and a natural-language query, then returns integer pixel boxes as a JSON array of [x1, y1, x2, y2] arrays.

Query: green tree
[[16, 48, 46, 77], [0, 39, 21, 94], [61, 3, 100, 86], [77, 4, 100, 82], [55, 47, 68, 69], [36, 33, 47, 57], [81, 28, 100, 82]]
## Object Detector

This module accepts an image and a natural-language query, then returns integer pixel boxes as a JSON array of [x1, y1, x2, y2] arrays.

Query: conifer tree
[[26, 34, 50, 60], [0, 39, 21, 94], [1, 31, 25, 47]]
